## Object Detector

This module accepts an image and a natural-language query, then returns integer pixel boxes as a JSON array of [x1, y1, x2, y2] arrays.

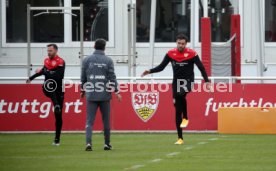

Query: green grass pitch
[[0, 133, 276, 171]]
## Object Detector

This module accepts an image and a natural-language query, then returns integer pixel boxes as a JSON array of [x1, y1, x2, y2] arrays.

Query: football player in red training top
[[26, 44, 65, 146], [141, 34, 211, 145]]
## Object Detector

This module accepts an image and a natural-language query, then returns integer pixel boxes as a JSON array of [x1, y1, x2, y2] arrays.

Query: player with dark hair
[[26, 44, 65, 146], [81, 38, 122, 151], [141, 34, 211, 145]]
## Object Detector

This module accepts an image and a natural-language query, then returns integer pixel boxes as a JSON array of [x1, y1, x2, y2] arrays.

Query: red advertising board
[[0, 84, 275, 132]]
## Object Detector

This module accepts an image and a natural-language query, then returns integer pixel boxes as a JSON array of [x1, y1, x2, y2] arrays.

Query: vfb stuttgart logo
[[131, 92, 159, 122]]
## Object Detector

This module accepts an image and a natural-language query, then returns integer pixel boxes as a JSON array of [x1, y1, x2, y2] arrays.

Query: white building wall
[[0, 0, 276, 83]]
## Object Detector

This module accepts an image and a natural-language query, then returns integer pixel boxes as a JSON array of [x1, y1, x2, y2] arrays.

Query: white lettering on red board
[[0, 99, 83, 119], [205, 98, 276, 116]]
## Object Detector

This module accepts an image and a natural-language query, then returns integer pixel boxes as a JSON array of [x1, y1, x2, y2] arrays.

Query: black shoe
[[85, 144, 92, 151], [52, 139, 60, 146], [104, 144, 112, 151], [54, 105, 61, 114]]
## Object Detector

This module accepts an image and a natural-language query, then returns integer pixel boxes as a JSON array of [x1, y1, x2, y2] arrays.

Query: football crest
[[184, 53, 189, 58], [132, 92, 159, 122], [51, 60, 57, 66]]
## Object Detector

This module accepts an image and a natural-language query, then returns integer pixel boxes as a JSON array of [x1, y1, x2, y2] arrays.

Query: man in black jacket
[[26, 44, 65, 146], [141, 34, 211, 145]]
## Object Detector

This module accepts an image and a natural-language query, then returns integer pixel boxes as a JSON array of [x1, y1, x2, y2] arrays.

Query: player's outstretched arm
[[141, 54, 170, 77], [194, 55, 213, 92], [26, 68, 44, 83], [194, 55, 209, 82]]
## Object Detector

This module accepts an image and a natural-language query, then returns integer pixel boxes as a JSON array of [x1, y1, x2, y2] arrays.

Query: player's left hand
[[205, 82, 213, 93], [80, 91, 85, 98], [26, 78, 31, 84], [116, 93, 122, 102], [141, 70, 150, 77]]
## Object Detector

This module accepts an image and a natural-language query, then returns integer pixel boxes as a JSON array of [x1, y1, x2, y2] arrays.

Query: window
[[136, 0, 151, 42], [6, 0, 64, 43], [136, 0, 191, 43], [198, 0, 239, 42], [72, 0, 109, 41], [265, 0, 276, 42], [3, 0, 114, 47]]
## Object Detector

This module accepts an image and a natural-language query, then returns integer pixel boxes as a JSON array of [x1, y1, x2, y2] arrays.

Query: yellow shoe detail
[[180, 119, 189, 128], [174, 138, 184, 145]]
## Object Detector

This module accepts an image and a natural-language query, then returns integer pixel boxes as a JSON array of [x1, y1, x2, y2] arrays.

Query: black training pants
[[43, 88, 64, 141]]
